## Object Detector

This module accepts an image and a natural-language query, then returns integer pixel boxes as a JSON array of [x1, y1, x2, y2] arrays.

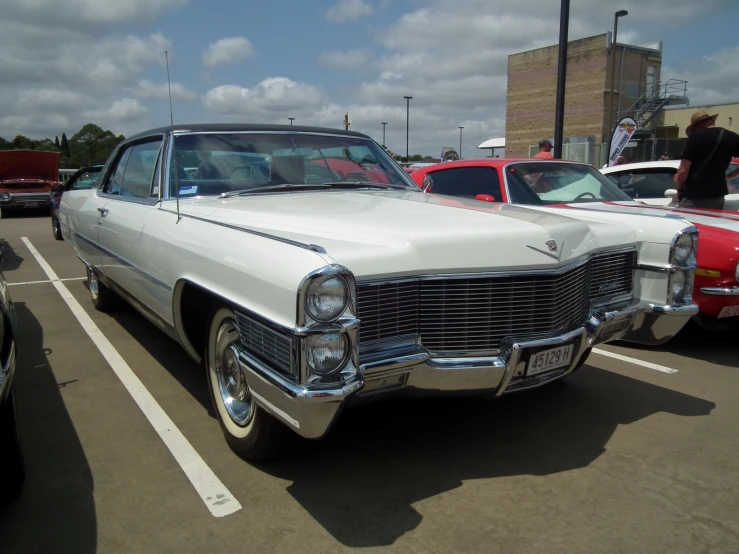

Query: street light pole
[[381, 122, 387, 148], [458, 127, 464, 159], [288, 117, 295, 126], [553, 0, 570, 160], [606, 10, 628, 158], [403, 96, 412, 161]]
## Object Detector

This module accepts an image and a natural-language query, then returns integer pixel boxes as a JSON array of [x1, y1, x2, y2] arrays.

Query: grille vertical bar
[[590, 250, 636, 300]]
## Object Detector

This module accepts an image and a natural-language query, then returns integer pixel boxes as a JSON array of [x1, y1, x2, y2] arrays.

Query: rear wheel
[[0, 389, 25, 503], [87, 266, 120, 312], [206, 307, 287, 461], [52, 216, 63, 240]]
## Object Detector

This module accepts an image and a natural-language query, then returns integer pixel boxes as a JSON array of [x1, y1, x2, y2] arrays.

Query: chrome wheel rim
[[215, 321, 252, 426], [52, 218, 59, 234], [88, 269, 99, 298]]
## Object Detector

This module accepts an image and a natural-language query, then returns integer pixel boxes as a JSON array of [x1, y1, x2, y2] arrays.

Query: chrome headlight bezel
[[304, 330, 350, 376], [304, 274, 350, 323], [669, 229, 698, 266]]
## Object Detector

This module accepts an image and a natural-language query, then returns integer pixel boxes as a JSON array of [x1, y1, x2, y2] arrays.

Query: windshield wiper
[[220, 184, 329, 198], [321, 181, 409, 190]]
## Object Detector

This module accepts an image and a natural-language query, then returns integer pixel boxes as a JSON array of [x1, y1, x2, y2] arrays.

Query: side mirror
[[474, 194, 496, 203], [664, 188, 678, 198], [51, 184, 65, 194]]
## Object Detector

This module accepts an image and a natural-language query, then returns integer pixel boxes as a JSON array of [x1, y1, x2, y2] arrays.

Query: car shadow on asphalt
[[0, 302, 97, 554], [259, 367, 715, 548], [615, 320, 739, 368], [0, 239, 24, 272]]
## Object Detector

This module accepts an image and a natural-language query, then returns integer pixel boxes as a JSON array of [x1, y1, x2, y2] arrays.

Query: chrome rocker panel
[[237, 298, 696, 440]]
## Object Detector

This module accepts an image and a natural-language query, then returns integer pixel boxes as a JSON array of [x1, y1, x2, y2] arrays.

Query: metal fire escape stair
[[621, 79, 689, 129]]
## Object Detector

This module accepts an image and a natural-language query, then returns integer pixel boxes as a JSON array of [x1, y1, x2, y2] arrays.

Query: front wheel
[[206, 307, 288, 461], [0, 389, 25, 503], [52, 216, 63, 240]]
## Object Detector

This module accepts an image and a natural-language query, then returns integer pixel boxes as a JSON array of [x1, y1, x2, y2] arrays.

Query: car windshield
[[71, 168, 103, 190], [506, 162, 633, 205], [169, 133, 418, 198]]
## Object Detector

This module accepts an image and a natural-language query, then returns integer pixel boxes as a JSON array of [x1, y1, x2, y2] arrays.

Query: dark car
[[51, 166, 103, 240], [0, 241, 23, 502]]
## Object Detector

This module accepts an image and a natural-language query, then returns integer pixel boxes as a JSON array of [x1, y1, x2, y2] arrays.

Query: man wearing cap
[[674, 109, 739, 209], [533, 139, 554, 159]]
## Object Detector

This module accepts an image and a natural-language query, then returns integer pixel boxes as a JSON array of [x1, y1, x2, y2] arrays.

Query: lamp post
[[288, 117, 295, 126], [458, 126, 464, 160], [606, 10, 628, 157], [553, 0, 570, 159], [381, 122, 387, 148], [403, 96, 412, 161]]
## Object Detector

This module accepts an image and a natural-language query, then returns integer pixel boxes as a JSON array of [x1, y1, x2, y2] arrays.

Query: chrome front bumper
[[237, 298, 697, 439], [0, 192, 51, 208], [701, 286, 739, 296]]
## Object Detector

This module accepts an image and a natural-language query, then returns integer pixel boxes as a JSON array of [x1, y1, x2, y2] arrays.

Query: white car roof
[[601, 160, 680, 174]]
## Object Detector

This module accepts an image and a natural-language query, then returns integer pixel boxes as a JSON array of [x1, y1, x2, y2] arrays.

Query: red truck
[[0, 150, 59, 213]]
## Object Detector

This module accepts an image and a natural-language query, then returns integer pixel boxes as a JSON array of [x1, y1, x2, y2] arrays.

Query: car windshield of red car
[[506, 162, 632, 205]]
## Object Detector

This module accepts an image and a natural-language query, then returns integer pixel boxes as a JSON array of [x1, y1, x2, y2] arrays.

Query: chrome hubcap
[[88, 269, 99, 297], [215, 321, 252, 426]]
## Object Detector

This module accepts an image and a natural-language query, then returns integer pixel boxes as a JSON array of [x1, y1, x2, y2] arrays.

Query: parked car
[[0, 149, 59, 214], [600, 159, 739, 207], [410, 158, 737, 331], [0, 241, 23, 501], [51, 165, 104, 240], [60, 125, 697, 460]]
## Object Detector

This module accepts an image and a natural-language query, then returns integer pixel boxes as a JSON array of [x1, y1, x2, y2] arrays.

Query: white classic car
[[60, 125, 699, 459], [600, 159, 739, 207]]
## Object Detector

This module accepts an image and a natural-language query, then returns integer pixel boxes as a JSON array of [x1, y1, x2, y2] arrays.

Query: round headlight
[[305, 275, 349, 322], [672, 234, 694, 263], [0, 192, 10, 201], [305, 332, 349, 375], [670, 270, 687, 302]]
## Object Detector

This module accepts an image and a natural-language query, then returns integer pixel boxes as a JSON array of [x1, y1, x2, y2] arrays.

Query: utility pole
[[459, 126, 464, 160], [403, 96, 412, 161], [553, 0, 570, 159], [344, 113, 350, 130], [381, 122, 387, 148], [288, 117, 295, 125], [606, 10, 629, 157]]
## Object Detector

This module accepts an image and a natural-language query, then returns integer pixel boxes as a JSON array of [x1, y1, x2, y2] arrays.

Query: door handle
[[97, 208, 109, 217]]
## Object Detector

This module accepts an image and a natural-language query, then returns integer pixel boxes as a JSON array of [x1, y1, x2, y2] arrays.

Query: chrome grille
[[356, 251, 636, 354], [590, 251, 636, 300], [234, 310, 293, 375], [356, 281, 419, 342]]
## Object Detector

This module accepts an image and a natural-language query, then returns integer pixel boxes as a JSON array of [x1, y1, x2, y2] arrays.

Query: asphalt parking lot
[[1, 211, 738, 554]]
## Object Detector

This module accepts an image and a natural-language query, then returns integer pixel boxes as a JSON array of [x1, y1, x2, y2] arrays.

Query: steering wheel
[[574, 192, 597, 201]]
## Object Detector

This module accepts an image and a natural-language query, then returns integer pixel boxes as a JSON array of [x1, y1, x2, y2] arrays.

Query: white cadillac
[[59, 125, 698, 459]]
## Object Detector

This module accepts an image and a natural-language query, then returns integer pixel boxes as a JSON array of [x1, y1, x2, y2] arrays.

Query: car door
[[96, 136, 164, 308], [604, 168, 677, 205]]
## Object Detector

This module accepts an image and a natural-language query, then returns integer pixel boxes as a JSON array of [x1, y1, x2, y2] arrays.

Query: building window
[[625, 82, 640, 99]]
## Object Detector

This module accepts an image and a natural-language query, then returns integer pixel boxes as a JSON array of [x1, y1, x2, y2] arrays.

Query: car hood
[[0, 150, 59, 183], [177, 191, 636, 279]]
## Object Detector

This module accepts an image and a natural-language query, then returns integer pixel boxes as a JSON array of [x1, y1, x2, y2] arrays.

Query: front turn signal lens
[[695, 268, 721, 278]]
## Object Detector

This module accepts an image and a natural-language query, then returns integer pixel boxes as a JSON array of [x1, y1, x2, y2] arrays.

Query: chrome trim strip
[[646, 303, 699, 315], [172, 130, 374, 140], [96, 193, 161, 206], [637, 262, 698, 274], [157, 208, 328, 254], [71, 229, 172, 291], [699, 286, 739, 297]]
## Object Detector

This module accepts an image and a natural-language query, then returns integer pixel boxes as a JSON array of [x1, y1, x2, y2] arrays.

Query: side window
[[120, 140, 163, 199], [103, 148, 132, 195], [426, 167, 503, 201], [614, 169, 676, 199]]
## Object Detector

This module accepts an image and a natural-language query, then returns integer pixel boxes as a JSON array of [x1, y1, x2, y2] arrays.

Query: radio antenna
[[165, 50, 174, 126]]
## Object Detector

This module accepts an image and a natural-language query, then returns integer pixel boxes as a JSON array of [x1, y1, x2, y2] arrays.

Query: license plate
[[24, 202, 39, 208], [527, 344, 575, 376], [717, 305, 739, 319]]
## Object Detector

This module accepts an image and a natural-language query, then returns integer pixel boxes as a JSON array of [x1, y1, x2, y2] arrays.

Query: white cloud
[[16, 88, 91, 112], [84, 98, 148, 122], [133, 80, 198, 101], [665, 44, 739, 106], [202, 37, 255, 68], [325, 0, 373, 22], [204, 78, 323, 117], [318, 49, 373, 71], [3, 0, 187, 27]]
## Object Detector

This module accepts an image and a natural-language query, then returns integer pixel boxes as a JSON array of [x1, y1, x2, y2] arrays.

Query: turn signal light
[[695, 269, 721, 278]]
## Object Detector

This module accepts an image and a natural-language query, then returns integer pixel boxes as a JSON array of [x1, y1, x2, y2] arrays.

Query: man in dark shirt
[[675, 109, 739, 209]]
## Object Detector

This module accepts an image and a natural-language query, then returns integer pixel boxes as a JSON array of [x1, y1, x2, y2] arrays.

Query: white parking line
[[20, 237, 242, 518], [8, 277, 86, 286], [592, 348, 678, 374]]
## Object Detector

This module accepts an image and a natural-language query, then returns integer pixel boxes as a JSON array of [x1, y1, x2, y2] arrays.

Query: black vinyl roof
[[125, 123, 372, 143]]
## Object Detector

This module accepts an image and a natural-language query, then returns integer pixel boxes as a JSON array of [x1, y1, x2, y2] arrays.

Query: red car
[[410, 159, 739, 331], [0, 149, 59, 214]]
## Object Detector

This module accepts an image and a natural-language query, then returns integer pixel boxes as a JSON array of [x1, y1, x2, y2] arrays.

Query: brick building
[[505, 33, 683, 165]]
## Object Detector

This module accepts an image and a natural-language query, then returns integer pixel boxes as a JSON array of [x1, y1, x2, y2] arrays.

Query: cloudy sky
[[1, 0, 738, 156]]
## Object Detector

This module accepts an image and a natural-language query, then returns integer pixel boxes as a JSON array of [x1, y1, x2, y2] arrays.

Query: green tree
[[12, 135, 35, 150], [0, 136, 11, 151], [410, 154, 423, 162], [60, 133, 70, 158], [70, 123, 124, 167], [54, 136, 60, 148]]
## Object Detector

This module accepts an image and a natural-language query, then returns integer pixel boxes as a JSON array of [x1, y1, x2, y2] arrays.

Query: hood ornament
[[546, 240, 557, 252], [527, 239, 563, 260]]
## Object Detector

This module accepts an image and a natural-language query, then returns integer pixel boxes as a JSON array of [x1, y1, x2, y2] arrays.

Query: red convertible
[[410, 159, 739, 331]]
